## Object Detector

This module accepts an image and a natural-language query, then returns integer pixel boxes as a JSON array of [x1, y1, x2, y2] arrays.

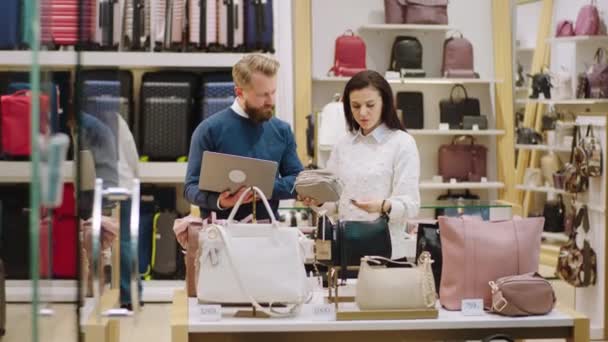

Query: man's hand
[[219, 187, 255, 209]]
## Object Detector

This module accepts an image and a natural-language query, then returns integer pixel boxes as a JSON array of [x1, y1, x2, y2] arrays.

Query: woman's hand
[[297, 195, 321, 207], [351, 199, 390, 214]]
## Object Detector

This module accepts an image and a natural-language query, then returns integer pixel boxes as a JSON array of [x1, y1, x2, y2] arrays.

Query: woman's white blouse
[[321, 124, 421, 259]]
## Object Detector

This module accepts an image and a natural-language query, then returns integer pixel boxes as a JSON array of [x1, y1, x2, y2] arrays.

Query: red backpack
[[329, 30, 366, 77], [0, 90, 49, 157]]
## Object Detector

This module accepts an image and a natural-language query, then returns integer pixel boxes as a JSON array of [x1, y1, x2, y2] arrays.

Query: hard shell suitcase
[[79, 70, 134, 129], [244, 0, 273, 52], [0, 0, 21, 49], [50, 184, 77, 278], [203, 82, 234, 98], [85, 96, 130, 127], [122, 0, 150, 50], [202, 97, 234, 120], [8, 82, 60, 134], [219, 0, 243, 50], [0, 185, 30, 279], [152, 0, 185, 50], [151, 211, 179, 277], [40, 0, 96, 47], [141, 98, 190, 160], [1, 91, 50, 157], [94, 0, 121, 49]]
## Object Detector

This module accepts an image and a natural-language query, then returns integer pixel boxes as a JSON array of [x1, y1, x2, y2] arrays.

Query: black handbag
[[463, 115, 487, 130], [543, 195, 565, 233], [415, 222, 441, 294], [396, 91, 424, 129], [435, 190, 479, 218], [439, 84, 481, 129], [516, 127, 544, 144], [389, 36, 426, 77]]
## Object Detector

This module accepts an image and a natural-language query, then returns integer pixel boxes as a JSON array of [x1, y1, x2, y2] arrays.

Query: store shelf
[[409, 129, 505, 136], [419, 181, 504, 190], [516, 98, 608, 105], [516, 47, 535, 53], [542, 232, 570, 243], [359, 24, 454, 31], [313, 76, 497, 85], [0, 161, 186, 183], [7, 280, 77, 302], [547, 35, 608, 44], [0, 51, 257, 68], [515, 87, 528, 92], [515, 144, 571, 152], [515, 184, 568, 195]]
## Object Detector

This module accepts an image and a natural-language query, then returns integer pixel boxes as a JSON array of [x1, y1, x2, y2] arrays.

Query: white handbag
[[553, 67, 573, 100], [523, 168, 543, 187], [196, 187, 311, 316], [355, 252, 437, 311]]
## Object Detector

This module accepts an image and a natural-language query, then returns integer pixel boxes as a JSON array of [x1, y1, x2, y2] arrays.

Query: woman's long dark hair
[[342, 70, 404, 132]]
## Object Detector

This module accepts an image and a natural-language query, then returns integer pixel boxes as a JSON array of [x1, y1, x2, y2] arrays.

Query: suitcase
[[85, 96, 130, 127], [203, 82, 234, 98], [122, 0, 150, 50], [8, 82, 61, 133], [79, 70, 134, 129], [244, 0, 273, 52], [0, 185, 30, 279], [151, 211, 178, 278], [141, 98, 190, 160], [0, 0, 21, 49], [40, 0, 96, 47], [0, 91, 50, 157], [151, 0, 185, 50], [138, 197, 155, 278], [396, 92, 424, 129], [94, 0, 121, 49], [219, 0, 243, 50], [202, 97, 233, 120]]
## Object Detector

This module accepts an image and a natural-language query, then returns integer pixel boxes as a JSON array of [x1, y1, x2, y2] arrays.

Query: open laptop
[[198, 151, 278, 199]]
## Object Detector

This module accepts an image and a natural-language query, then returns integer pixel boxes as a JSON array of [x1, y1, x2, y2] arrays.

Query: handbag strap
[[449, 84, 469, 103], [452, 134, 475, 145], [226, 186, 278, 226], [209, 224, 310, 317], [569, 125, 579, 164], [585, 124, 594, 138], [594, 48, 606, 64]]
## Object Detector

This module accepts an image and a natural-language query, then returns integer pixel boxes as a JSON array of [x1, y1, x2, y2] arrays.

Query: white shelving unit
[[0, 51, 259, 68], [419, 181, 504, 190], [514, 144, 571, 152], [516, 98, 608, 105], [547, 35, 608, 44], [515, 184, 568, 195], [0, 161, 187, 183], [313, 76, 497, 85], [409, 129, 505, 136], [359, 24, 454, 31]]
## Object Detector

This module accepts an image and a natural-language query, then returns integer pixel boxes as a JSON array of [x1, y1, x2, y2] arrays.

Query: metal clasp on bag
[[493, 297, 509, 312]]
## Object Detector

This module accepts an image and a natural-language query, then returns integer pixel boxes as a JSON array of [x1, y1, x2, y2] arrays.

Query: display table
[[170, 289, 589, 342], [81, 289, 121, 342]]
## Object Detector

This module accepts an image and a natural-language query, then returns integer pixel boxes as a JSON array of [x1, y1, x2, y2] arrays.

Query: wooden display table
[[170, 290, 589, 342], [80, 289, 121, 342]]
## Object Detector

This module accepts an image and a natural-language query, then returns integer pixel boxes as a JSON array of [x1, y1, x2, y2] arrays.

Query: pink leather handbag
[[404, 0, 448, 25], [438, 136, 487, 182], [384, 0, 407, 24], [556, 20, 575, 37], [574, 0, 600, 36], [438, 216, 544, 311]]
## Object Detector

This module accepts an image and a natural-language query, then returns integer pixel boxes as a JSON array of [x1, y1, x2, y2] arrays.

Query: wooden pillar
[[292, 0, 313, 163]]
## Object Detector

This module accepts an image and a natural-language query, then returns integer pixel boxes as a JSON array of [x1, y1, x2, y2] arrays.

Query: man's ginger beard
[[243, 99, 274, 124]]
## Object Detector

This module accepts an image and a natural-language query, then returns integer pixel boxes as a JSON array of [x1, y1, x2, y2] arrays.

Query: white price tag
[[472, 124, 480, 131], [461, 299, 484, 316], [200, 305, 222, 322], [439, 123, 450, 131], [449, 178, 457, 184], [311, 304, 336, 321]]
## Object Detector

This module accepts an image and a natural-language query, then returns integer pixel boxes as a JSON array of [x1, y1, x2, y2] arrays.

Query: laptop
[[198, 151, 278, 199]]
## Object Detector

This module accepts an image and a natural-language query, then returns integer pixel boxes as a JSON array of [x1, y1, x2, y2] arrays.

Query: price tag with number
[[461, 299, 484, 316], [200, 305, 222, 322], [310, 304, 336, 321]]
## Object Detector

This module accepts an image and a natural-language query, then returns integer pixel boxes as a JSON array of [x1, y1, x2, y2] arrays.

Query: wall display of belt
[[438, 135, 487, 182], [439, 84, 481, 129]]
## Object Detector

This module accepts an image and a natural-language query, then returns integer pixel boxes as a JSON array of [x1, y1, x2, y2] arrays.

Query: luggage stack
[[201, 78, 235, 121], [0, 0, 274, 52]]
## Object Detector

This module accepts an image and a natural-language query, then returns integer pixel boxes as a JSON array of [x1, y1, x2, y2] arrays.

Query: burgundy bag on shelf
[[384, 0, 407, 24], [442, 32, 478, 78], [586, 48, 608, 99], [438, 135, 487, 182], [329, 30, 366, 77], [439, 216, 544, 310], [403, 0, 448, 25], [574, 0, 600, 36], [555, 20, 575, 37]]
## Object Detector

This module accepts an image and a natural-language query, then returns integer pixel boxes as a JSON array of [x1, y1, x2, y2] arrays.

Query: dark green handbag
[[337, 216, 392, 279]]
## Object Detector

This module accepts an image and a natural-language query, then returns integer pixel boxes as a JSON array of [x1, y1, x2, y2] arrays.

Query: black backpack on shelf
[[389, 36, 425, 77]]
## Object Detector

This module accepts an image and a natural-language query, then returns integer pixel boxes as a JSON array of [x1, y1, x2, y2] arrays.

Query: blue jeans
[[120, 200, 143, 305]]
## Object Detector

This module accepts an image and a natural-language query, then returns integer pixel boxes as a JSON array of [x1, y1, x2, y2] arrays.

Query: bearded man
[[184, 54, 303, 220]]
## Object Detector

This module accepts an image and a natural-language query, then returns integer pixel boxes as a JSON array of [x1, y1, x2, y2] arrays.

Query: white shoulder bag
[[197, 186, 312, 316]]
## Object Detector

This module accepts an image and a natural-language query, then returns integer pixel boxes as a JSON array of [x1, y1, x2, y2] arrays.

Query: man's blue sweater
[[184, 107, 303, 220]]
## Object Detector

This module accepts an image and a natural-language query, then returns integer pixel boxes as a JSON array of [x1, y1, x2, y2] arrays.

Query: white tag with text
[[199, 305, 222, 322], [311, 304, 336, 321], [462, 299, 484, 316]]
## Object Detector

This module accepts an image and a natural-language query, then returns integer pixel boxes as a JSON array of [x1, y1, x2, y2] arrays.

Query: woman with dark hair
[[302, 70, 420, 258]]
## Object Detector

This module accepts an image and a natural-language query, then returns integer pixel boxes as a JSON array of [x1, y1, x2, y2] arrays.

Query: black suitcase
[[0, 185, 30, 279], [151, 211, 179, 278], [396, 92, 424, 129], [141, 98, 190, 160]]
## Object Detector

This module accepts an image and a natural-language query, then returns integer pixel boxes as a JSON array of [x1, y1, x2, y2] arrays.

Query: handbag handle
[[226, 186, 278, 226], [585, 124, 595, 138], [481, 334, 515, 342], [594, 48, 606, 64], [208, 224, 310, 317], [449, 84, 469, 103], [452, 135, 475, 145], [343, 29, 355, 36]]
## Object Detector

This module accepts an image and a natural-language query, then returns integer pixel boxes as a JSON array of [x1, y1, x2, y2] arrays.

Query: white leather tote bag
[[197, 187, 311, 316], [356, 252, 437, 310]]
